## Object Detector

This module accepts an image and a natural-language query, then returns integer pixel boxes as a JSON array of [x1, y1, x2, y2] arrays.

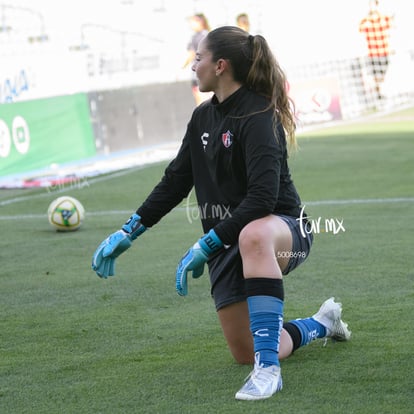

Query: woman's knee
[[238, 218, 272, 255]]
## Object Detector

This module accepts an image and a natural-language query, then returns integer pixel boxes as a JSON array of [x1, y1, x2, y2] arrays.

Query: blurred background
[[1, 0, 413, 187]]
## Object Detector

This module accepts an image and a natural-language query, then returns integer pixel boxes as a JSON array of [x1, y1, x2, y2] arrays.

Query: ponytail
[[247, 35, 297, 151]]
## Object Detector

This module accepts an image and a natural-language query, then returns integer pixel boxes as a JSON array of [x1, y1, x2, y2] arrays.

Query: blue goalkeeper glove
[[92, 213, 146, 278], [176, 229, 223, 296]]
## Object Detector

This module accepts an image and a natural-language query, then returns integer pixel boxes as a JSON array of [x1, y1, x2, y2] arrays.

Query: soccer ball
[[47, 196, 85, 231]]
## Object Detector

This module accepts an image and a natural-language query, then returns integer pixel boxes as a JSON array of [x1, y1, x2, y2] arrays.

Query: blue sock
[[289, 318, 327, 347], [247, 295, 283, 367]]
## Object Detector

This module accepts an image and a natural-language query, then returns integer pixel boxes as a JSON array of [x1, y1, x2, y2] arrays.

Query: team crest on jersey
[[222, 130, 233, 148]]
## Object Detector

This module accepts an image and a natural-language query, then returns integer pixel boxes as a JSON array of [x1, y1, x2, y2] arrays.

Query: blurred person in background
[[182, 13, 212, 105], [359, 0, 394, 100], [236, 13, 250, 32]]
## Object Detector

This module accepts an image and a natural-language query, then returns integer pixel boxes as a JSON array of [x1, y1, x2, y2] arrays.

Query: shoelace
[[243, 353, 264, 382]]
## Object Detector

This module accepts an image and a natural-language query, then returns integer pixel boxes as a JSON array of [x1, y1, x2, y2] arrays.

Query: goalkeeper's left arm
[[91, 213, 147, 278]]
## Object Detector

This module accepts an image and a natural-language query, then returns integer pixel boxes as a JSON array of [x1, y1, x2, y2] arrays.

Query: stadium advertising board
[[0, 94, 95, 177]]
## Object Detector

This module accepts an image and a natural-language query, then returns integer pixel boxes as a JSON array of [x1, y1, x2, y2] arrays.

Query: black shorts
[[367, 56, 389, 77], [207, 214, 313, 311]]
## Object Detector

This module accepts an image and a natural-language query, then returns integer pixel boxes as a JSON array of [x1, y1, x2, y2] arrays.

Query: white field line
[[1, 197, 413, 220]]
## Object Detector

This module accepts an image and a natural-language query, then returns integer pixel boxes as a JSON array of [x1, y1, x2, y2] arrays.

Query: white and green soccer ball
[[47, 196, 85, 231]]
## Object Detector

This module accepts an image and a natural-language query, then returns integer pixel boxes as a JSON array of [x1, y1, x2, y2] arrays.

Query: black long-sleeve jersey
[[137, 86, 303, 246]]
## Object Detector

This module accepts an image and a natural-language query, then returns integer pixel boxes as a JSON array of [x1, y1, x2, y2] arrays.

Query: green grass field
[[1, 108, 413, 413]]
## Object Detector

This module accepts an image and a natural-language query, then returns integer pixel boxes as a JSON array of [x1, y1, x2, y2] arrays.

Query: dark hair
[[205, 26, 296, 149]]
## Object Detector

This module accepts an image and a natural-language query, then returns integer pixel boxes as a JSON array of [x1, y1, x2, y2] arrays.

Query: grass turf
[[0, 108, 413, 413]]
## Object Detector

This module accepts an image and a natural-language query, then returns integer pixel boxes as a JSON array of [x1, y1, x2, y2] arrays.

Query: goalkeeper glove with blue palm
[[176, 229, 223, 296], [92, 213, 146, 278]]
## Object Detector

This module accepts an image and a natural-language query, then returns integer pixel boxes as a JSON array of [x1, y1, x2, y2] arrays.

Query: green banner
[[0, 94, 96, 177]]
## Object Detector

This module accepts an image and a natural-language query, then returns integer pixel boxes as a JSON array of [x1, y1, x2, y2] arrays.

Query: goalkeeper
[[92, 26, 351, 401]]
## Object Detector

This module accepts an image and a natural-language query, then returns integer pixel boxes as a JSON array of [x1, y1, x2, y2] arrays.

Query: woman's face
[[192, 39, 217, 93]]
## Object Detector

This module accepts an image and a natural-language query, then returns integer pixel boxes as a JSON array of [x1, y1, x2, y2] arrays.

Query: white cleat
[[235, 353, 282, 401], [312, 297, 352, 341]]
